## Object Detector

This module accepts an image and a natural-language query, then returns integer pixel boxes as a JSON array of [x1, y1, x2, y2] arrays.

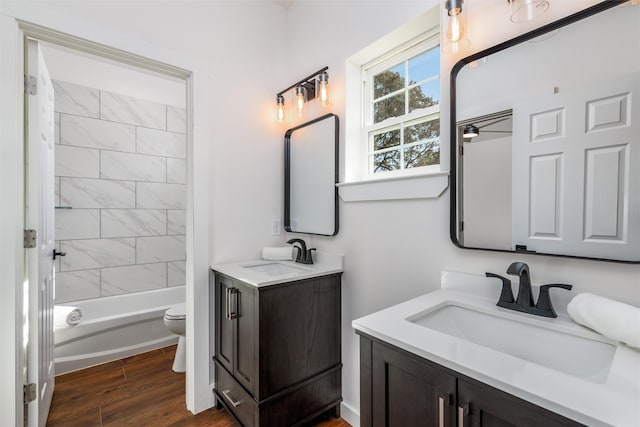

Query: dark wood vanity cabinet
[[359, 334, 584, 427], [213, 270, 342, 427]]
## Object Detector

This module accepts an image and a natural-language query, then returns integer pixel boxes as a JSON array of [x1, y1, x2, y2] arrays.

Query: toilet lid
[[165, 303, 186, 320]]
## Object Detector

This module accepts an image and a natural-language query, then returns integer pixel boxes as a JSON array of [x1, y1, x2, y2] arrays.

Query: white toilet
[[163, 302, 186, 373]]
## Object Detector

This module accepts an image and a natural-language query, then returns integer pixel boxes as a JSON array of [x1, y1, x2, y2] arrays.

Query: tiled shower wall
[[53, 80, 187, 304]]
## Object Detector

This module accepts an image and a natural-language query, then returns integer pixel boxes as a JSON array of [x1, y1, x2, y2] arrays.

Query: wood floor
[[47, 345, 351, 427]]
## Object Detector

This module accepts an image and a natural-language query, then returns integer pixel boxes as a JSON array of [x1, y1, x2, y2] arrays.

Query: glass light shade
[[509, 0, 550, 23], [442, 0, 470, 53], [318, 72, 329, 105], [276, 95, 285, 122], [295, 86, 305, 115]]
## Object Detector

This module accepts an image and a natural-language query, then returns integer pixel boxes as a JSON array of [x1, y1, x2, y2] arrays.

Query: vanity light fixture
[[443, 0, 470, 53], [508, 0, 550, 23], [463, 124, 479, 138], [463, 116, 512, 139], [275, 66, 329, 121]]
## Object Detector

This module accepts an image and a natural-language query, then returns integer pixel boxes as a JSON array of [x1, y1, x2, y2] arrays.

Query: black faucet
[[486, 262, 572, 318], [286, 238, 316, 265]]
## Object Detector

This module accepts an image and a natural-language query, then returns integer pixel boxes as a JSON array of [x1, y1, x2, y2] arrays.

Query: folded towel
[[567, 293, 640, 350], [262, 246, 294, 261], [54, 305, 82, 328]]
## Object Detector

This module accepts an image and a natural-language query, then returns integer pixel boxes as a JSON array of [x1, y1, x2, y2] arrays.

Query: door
[[234, 281, 256, 396], [215, 274, 235, 374], [25, 38, 56, 427], [512, 73, 640, 260]]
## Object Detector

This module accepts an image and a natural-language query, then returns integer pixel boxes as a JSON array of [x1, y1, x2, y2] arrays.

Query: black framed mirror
[[450, 1, 639, 263], [285, 113, 339, 236]]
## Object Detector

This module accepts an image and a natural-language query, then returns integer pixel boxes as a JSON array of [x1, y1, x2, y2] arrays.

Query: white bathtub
[[54, 286, 185, 375]]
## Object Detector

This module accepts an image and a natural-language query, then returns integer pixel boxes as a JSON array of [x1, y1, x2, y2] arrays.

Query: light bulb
[[276, 95, 285, 122], [318, 72, 329, 105], [295, 86, 305, 115], [448, 14, 463, 42]]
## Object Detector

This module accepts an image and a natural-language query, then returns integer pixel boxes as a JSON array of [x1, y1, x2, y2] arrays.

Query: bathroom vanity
[[211, 253, 343, 426]]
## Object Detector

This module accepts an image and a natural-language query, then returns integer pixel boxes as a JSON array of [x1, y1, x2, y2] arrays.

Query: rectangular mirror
[[285, 113, 339, 236], [451, 1, 639, 263]]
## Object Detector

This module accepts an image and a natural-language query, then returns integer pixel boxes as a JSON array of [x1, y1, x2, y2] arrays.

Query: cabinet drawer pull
[[222, 389, 242, 407], [438, 394, 449, 427], [458, 403, 469, 427]]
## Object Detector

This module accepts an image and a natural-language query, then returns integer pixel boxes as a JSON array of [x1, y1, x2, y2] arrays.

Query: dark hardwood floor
[[47, 345, 351, 427]]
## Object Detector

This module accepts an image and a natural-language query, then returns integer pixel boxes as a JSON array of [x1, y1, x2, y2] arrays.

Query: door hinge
[[24, 229, 37, 248], [25, 74, 37, 95], [459, 221, 464, 232], [23, 383, 36, 403], [459, 145, 464, 156]]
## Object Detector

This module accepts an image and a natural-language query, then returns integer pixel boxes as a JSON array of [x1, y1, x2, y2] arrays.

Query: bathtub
[[54, 286, 185, 375]]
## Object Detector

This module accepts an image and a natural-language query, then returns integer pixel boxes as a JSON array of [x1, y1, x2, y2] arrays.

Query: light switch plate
[[272, 219, 281, 236]]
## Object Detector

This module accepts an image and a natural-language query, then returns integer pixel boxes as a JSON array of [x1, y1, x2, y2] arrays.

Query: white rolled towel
[[262, 246, 294, 261], [54, 305, 82, 328], [567, 293, 640, 350]]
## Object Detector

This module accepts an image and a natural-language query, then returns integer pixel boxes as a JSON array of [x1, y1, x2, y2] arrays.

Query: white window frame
[[361, 33, 441, 177]]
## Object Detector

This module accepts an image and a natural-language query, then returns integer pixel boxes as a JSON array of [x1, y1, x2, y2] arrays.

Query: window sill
[[337, 171, 449, 202]]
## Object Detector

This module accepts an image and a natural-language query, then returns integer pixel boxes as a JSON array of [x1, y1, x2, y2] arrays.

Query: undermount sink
[[242, 262, 306, 276], [409, 304, 616, 383]]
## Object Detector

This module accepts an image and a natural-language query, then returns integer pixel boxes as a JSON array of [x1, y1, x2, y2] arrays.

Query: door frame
[[0, 13, 213, 426]]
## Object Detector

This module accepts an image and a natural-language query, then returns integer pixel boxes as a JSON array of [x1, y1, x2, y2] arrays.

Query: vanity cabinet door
[[457, 379, 585, 427], [370, 341, 456, 427], [215, 274, 235, 375], [234, 280, 257, 396]]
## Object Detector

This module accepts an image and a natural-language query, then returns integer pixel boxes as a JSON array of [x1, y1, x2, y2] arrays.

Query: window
[[363, 40, 440, 175]]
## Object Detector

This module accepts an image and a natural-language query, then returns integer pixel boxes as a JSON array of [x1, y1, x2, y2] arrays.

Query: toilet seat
[[164, 303, 186, 320]]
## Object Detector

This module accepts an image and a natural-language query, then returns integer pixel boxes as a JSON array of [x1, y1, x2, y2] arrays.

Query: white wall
[[283, 0, 640, 423]]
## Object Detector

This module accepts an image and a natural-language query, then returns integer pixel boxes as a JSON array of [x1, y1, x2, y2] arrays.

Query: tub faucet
[[486, 262, 572, 318], [286, 238, 316, 265]]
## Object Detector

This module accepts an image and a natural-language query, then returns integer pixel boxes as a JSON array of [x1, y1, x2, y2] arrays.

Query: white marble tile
[[53, 80, 99, 118], [166, 158, 186, 184], [136, 127, 186, 158], [55, 145, 99, 178], [136, 182, 185, 209], [168, 261, 185, 287], [55, 113, 60, 144], [60, 238, 135, 271], [55, 177, 60, 206], [137, 236, 185, 263], [101, 263, 167, 296], [55, 241, 61, 272], [167, 106, 186, 133], [56, 209, 100, 240], [55, 269, 101, 303], [100, 91, 166, 129], [167, 210, 186, 235], [60, 178, 135, 208], [101, 209, 166, 238], [61, 114, 135, 152], [100, 151, 166, 182]]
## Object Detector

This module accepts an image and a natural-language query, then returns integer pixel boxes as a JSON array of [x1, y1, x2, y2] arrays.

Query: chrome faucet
[[286, 238, 316, 265], [486, 262, 572, 318]]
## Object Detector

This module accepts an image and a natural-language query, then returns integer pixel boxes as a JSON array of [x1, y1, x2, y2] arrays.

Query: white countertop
[[211, 251, 344, 287], [352, 271, 640, 427]]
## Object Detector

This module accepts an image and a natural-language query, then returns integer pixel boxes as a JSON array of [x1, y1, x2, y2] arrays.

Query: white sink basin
[[242, 262, 307, 276], [409, 304, 616, 383]]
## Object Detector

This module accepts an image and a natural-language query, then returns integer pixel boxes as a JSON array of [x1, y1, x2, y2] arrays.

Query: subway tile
[[167, 106, 186, 133], [55, 113, 60, 144], [167, 210, 186, 235], [136, 127, 186, 158], [60, 178, 135, 208], [166, 158, 186, 184], [52, 80, 99, 118], [60, 114, 135, 152], [55, 145, 99, 178], [56, 209, 100, 240], [100, 151, 166, 182], [60, 238, 135, 271], [101, 263, 167, 296], [101, 209, 166, 238], [55, 269, 101, 303], [168, 261, 185, 287], [100, 91, 166, 129], [136, 236, 185, 263], [136, 182, 185, 209]]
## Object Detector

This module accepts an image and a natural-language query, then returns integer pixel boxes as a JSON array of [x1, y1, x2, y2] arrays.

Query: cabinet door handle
[[438, 394, 449, 427], [458, 403, 469, 427], [222, 389, 242, 407], [229, 288, 238, 320], [225, 288, 231, 320]]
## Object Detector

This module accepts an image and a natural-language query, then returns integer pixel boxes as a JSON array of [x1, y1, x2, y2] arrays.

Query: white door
[[26, 38, 56, 427], [512, 72, 640, 260]]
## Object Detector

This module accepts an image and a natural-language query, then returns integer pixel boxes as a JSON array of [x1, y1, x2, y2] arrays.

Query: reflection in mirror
[[285, 113, 338, 236], [451, 1, 640, 262]]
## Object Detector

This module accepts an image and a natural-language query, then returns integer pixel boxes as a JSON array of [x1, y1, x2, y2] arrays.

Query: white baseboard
[[340, 402, 360, 427]]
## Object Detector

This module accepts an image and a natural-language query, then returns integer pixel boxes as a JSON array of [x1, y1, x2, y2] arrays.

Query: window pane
[[404, 119, 440, 144], [373, 150, 400, 173], [373, 65, 405, 99], [374, 93, 405, 123], [409, 80, 439, 113], [408, 47, 439, 84], [404, 142, 440, 169], [372, 129, 401, 151]]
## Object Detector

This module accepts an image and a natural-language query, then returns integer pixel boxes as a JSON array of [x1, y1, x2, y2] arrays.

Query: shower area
[[46, 44, 187, 374]]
